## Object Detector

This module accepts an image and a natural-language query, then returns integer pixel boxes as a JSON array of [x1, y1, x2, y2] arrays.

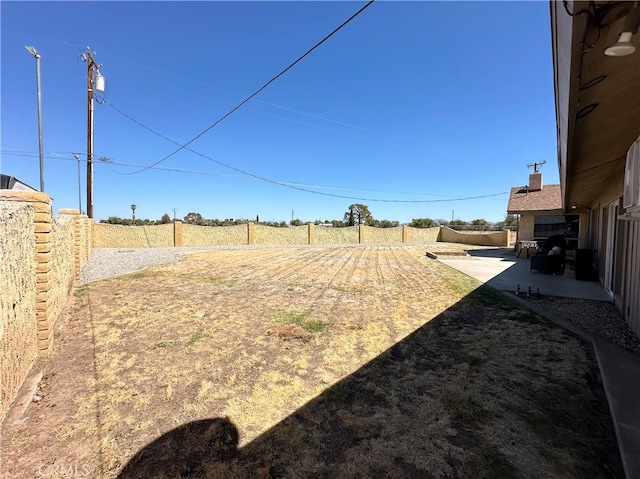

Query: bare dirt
[[0, 245, 623, 478]]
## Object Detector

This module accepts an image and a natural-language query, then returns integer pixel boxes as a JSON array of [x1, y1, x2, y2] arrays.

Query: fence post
[[308, 223, 315, 245], [402, 225, 408, 243], [174, 221, 184, 246]]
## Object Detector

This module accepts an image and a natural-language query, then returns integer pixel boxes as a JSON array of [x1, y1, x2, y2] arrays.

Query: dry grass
[[0, 245, 623, 479]]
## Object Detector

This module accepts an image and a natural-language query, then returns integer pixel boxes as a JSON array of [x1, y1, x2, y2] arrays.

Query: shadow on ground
[[117, 286, 623, 479]]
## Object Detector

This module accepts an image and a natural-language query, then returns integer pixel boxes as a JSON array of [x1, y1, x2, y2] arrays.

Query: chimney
[[529, 172, 542, 191]]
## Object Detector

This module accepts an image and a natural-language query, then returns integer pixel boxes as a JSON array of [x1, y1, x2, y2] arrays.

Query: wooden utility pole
[[82, 48, 104, 218]]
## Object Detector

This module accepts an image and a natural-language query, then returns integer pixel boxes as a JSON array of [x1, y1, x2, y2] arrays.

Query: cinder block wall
[[405, 226, 441, 243], [0, 193, 94, 422], [93, 223, 173, 247], [0, 201, 37, 421], [182, 223, 248, 246], [254, 224, 308, 245], [439, 227, 510, 247], [315, 225, 359, 244]]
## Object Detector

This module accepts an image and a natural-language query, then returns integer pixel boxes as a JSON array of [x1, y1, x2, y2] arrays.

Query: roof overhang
[[551, 1, 640, 213]]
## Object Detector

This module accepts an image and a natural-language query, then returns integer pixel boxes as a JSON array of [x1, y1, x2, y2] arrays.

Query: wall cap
[[0, 190, 51, 203]]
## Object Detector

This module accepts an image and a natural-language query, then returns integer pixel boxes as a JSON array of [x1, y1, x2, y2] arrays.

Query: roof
[[507, 184, 563, 214]]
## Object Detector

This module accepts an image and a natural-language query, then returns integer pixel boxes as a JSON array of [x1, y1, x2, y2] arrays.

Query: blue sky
[[1, 1, 559, 224]]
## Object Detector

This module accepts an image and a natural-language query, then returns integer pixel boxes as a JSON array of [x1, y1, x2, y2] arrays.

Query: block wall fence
[[94, 222, 512, 248], [0, 191, 93, 422], [1, 190, 512, 421]]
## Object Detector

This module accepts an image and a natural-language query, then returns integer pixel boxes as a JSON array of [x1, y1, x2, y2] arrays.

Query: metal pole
[[87, 58, 94, 218], [35, 53, 44, 192]]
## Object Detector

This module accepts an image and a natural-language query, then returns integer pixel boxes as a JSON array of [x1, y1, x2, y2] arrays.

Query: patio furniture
[[517, 240, 540, 258], [530, 235, 566, 274]]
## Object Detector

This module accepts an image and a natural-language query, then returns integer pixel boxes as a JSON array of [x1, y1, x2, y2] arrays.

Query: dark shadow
[[118, 418, 239, 479], [465, 247, 515, 260], [117, 287, 623, 479]]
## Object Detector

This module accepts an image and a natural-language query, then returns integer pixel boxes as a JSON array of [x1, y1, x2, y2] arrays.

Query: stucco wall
[[182, 223, 248, 246], [315, 225, 359, 244], [360, 225, 403, 244], [0, 202, 37, 422], [518, 214, 535, 241], [93, 223, 174, 248], [44, 216, 76, 346], [404, 226, 441, 243], [440, 227, 509, 247], [254, 224, 308, 245]]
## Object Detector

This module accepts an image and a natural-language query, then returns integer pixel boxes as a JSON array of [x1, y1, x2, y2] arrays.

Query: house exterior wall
[[584, 173, 639, 338], [518, 214, 535, 241]]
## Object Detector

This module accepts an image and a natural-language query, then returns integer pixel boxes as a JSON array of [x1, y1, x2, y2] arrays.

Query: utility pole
[[24, 46, 44, 192], [173, 208, 177, 221], [81, 47, 105, 218]]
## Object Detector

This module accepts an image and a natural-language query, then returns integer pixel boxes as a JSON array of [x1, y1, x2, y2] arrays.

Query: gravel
[[525, 295, 640, 356], [80, 246, 255, 284]]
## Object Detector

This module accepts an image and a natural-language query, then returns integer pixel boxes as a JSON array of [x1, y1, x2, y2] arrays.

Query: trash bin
[[575, 249, 597, 281]]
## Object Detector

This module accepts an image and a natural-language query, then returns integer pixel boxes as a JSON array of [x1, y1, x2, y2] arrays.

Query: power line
[[122, 0, 375, 175], [2, 150, 510, 203]]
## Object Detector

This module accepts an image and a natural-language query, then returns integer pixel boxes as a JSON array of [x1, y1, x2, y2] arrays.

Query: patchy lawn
[[1, 245, 623, 478]]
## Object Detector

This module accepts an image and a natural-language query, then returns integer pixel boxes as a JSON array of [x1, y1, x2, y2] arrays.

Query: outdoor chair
[[530, 235, 566, 274]]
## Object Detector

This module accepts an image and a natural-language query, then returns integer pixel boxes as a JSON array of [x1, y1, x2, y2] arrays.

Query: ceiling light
[[605, 31, 636, 56]]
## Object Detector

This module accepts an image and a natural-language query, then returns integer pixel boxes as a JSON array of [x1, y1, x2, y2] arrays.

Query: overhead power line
[[123, 0, 376, 175], [2, 150, 509, 203]]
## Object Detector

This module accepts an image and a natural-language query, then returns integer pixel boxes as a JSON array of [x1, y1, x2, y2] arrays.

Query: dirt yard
[[1, 245, 623, 478]]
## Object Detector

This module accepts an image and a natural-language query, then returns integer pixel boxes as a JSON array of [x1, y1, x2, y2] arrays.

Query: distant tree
[[344, 204, 373, 226], [256, 215, 260, 223], [496, 214, 518, 228], [375, 219, 400, 228], [160, 213, 171, 224], [450, 219, 469, 226], [184, 212, 203, 224], [290, 218, 303, 226], [409, 218, 436, 228], [471, 218, 489, 226]]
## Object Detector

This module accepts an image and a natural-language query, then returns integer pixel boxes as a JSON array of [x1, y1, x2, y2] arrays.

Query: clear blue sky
[[1, 1, 558, 224]]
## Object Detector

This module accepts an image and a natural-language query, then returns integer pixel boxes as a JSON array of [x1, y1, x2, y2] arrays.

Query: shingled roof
[[507, 184, 562, 214]]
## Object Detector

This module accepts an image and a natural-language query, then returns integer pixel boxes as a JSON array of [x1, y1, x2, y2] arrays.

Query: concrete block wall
[[314, 225, 359, 244], [0, 201, 37, 422], [93, 222, 173, 248], [439, 226, 510, 247], [254, 224, 309, 245], [360, 225, 403, 244], [0, 194, 95, 422], [182, 223, 247, 246], [405, 226, 441, 243]]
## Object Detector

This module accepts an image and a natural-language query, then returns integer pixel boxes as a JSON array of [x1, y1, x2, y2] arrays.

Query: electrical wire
[[1, 150, 510, 203], [121, 0, 375, 175]]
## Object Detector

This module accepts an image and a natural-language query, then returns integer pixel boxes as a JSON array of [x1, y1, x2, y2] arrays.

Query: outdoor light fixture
[[605, 31, 636, 56], [605, 4, 640, 57], [571, 203, 578, 210]]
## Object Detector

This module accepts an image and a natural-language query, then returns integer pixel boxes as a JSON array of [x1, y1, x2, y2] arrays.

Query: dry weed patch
[[1, 245, 623, 479]]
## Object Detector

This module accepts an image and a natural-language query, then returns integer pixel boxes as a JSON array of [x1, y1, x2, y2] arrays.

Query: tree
[[183, 212, 203, 224], [290, 218, 303, 226], [471, 219, 489, 226], [409, 218, 436, 228], [344, 204, 373, 226], [160, 213, 171, 224], [496, 214, 518, 228]]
